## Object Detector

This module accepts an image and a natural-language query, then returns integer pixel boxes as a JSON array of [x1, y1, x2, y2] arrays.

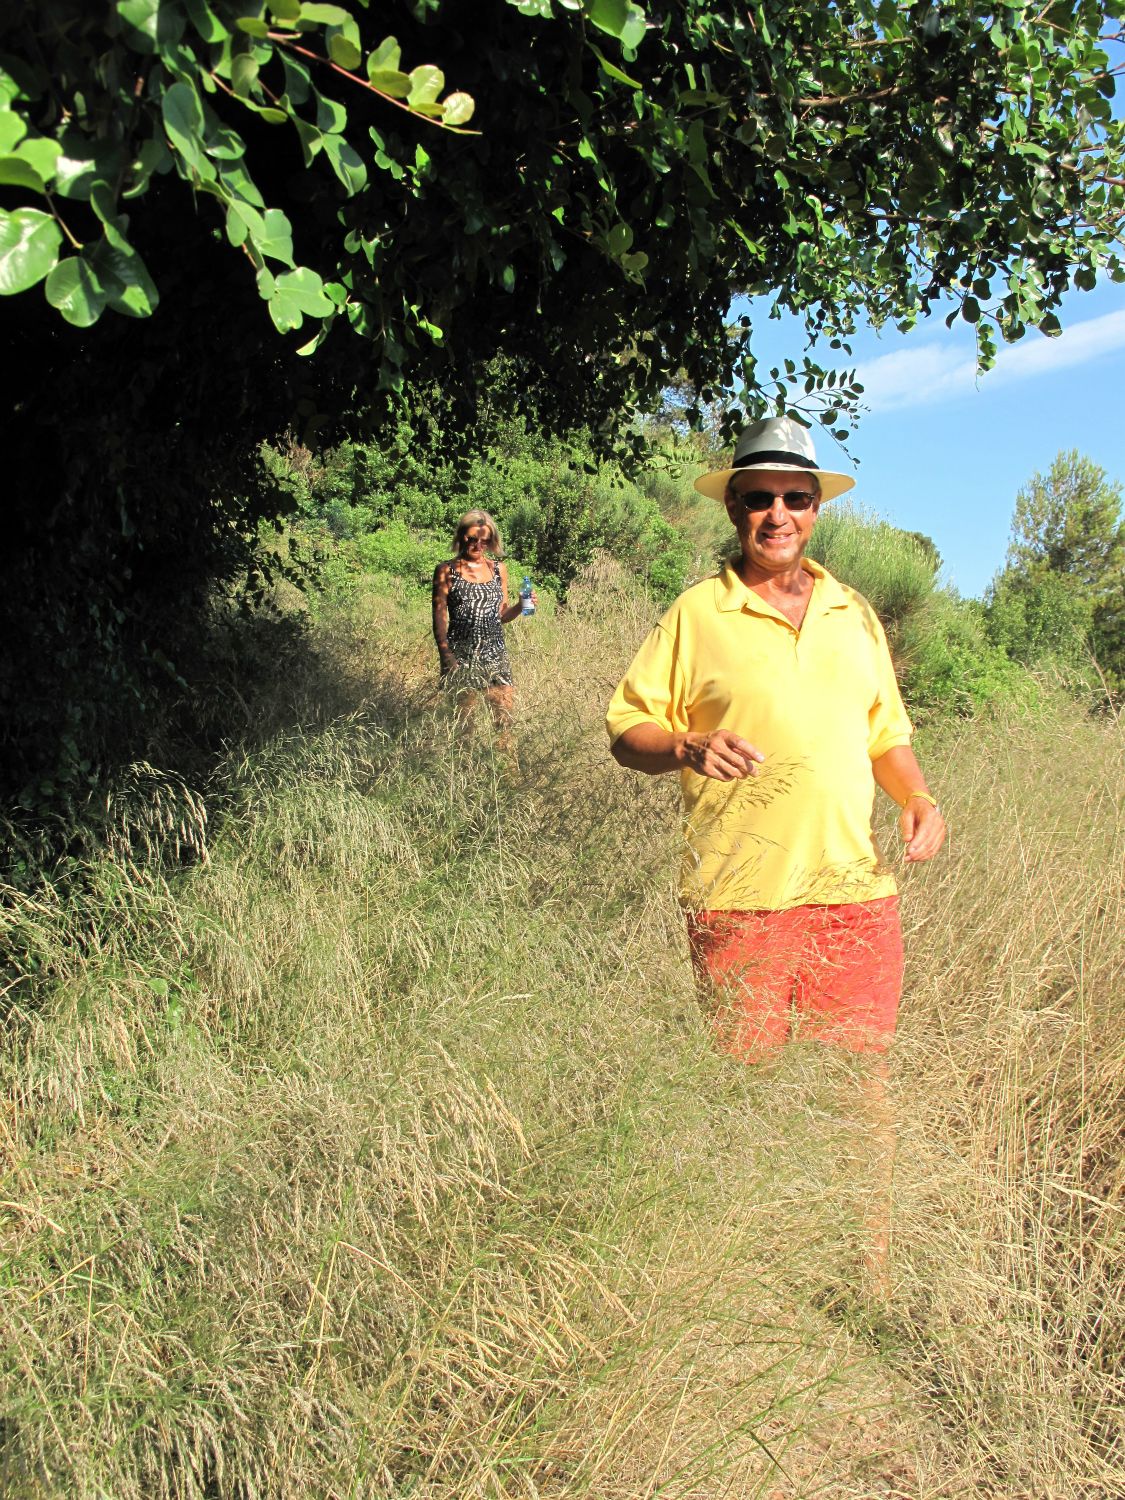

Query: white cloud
[[854, 308, 1125, 413]]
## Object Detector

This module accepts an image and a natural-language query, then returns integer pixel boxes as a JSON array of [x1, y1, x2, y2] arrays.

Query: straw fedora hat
[[693, 415, 855, 503]]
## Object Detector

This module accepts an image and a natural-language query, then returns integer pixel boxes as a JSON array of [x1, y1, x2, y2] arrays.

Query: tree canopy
[[4, 0, 1125, 436], [988, 450, 1125, 686], [1003, 448, 1125, 586]]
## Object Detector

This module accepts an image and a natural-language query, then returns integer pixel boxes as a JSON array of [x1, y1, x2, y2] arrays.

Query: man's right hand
[[678, 730, 765, 781], [610, 722, 765, 778]]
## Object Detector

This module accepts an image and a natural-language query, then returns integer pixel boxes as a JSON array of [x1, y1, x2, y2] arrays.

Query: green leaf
[[45, 255, 107, 326], [408, 65, 444, 108], [205, 125, 245, 161], [13, 137, 61, 182], [368, 69, 411, 98], [584, 0, 646, 51], [606, 222, 633, 255], [322, 134, 366, 194], [219, 158, 265, 208], [315, 92, 347, 132], [280, 53, 312, 105], [0, 207, 62, 294], [235, 17, 271, 38], [89, 234, 160, 317], [117, 0, 186, 54], [232, 54, 260, 97], [254, 207, 295, 265], [54, 137, 124, 201], [0, 156, 45, 192], [0, 112, 27, 153], [329, 34, 362, 70], [226, 204, 249, 245], [367, 35, 402, 73], [441, 91, 475, 126], [162, 81, 215, 178], [0, 63, 27, 106], [296, 314, 335, 355], [184, 0, 227, 43], [292, 115, 323, 165], [587, 42, 642, 88], [268, 265, 334, 332], [299, 4, 352, 22], [269, 0, 301, 20], [124, 135, 172, 197], [89, 180, 118, 224]]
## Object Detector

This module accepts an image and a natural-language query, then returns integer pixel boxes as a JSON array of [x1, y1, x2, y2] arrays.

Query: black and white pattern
[[444, 559, 514, 688]]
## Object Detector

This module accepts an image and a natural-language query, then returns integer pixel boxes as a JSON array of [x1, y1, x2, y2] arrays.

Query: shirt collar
[[715, 557, 851, 615]]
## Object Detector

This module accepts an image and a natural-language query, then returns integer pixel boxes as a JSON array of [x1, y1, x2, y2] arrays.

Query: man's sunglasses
[[733, 489, 818, 513]]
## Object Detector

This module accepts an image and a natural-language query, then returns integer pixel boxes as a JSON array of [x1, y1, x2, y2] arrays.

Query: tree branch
[[267, 33, 481, 135]]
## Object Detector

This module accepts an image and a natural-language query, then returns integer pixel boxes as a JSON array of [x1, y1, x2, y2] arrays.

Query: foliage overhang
[[2, 0, 1124, 443]]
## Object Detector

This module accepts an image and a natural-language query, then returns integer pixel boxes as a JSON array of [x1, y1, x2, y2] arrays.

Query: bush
[[274, 416, 698, 605], [986, 568, 1096, 674], [805, 504, 939, 631], [355, 520, 449, 590], [897, 591, 1038, 718]]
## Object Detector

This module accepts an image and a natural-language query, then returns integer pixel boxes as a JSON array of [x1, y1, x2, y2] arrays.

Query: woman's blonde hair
[[454, 510, 503, 556]]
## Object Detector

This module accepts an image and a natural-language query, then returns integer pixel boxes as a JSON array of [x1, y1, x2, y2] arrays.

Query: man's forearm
[[871, 744, 935, 807], [610, 722, 688, 774], [611, 723, 765, 781]]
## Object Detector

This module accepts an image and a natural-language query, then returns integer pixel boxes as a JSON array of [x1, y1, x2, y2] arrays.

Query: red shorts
[[686, 897, 904, 1062]]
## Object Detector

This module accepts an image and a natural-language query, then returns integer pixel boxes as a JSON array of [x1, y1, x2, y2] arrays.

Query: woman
[[431, 510, 535, 740]]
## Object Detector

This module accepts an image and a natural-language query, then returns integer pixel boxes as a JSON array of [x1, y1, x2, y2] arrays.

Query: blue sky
[[736, 279, 1125, 599]]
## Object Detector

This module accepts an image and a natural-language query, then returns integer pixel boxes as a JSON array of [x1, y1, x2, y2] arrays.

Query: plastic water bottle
[[520, 575, 535, 616]]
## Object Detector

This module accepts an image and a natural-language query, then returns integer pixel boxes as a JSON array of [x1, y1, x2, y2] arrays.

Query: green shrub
[[986, 568, 1096, 674], [276, 416, 698, 605], [355, 520, 449, 590], [806, 504, 939, 630], [897, 591, 1038, 718]]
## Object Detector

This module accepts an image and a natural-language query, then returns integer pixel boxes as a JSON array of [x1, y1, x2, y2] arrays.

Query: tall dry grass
[[1, 561, 1121, 1498]]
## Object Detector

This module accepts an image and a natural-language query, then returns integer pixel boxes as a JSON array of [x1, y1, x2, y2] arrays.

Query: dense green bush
[[987, 570, 1097, 676], [356, 521, 450, 590], [271, 416, 696, 603], [896, 592, 1037, 719], [806, 505, 939, 632]]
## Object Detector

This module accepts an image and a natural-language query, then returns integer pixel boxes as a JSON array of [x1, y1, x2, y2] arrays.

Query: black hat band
[[732, 449, 817, 470]]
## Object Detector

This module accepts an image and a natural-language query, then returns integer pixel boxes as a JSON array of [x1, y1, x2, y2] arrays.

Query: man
[[606, 416, 946, 1062]]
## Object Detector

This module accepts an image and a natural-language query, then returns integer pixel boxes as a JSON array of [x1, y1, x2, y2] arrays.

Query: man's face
[[724, 468, 820, 575]]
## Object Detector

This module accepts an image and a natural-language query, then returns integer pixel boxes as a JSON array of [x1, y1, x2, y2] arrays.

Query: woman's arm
[[498, 562, 538, 623], [497, 562, 521, 624], [432, 562, 456, 672]]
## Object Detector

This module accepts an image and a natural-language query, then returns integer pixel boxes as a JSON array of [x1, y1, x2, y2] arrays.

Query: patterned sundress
[[444, 558, 514, 688]]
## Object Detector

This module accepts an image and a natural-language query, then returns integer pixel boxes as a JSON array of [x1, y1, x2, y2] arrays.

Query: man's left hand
[[900, 797, 946, 863]]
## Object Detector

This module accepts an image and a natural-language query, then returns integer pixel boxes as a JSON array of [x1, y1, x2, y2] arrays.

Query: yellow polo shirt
[[606, 560, 913, 911]]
